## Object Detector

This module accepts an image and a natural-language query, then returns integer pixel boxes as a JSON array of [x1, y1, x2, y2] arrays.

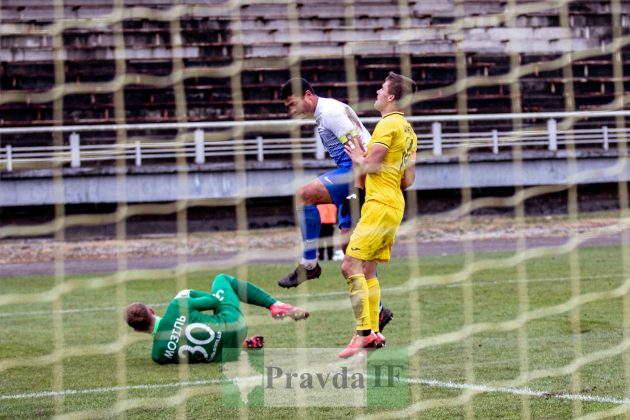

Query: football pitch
[[2, 244, 630, 419]]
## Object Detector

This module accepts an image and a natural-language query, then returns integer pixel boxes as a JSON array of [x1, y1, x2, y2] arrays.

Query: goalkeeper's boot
[[338, 332, 377, 359], [278, 263, 322, 288], [270, 302, 310, 321], [379, 307, 394, 332], [243, 335, 264, 349]]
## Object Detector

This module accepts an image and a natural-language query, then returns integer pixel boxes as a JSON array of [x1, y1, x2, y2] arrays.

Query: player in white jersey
[[279, 78, 393, 331]]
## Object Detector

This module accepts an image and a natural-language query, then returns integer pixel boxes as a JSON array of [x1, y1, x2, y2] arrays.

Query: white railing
[[0, 132, 321, 170], [1, 110, 628, 172]]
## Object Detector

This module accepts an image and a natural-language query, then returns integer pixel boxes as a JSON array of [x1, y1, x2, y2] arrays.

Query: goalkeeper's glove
[[242, 335, 264, 349]]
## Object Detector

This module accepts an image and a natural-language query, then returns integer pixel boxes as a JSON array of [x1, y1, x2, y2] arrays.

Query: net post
[[194, 128, 205, 164], [602, 125, 609, 150], [257, 136, 264, 161], [432, 121, 442, 156], [6, 145, 13, 172], [492, 129, 499, 154], [135, 141, 142, 166], [70, 132, 81, 168], [547, 118, 558, 151]]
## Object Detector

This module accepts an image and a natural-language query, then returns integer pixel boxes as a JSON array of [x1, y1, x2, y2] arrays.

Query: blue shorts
[[318, 166, 353, 229]]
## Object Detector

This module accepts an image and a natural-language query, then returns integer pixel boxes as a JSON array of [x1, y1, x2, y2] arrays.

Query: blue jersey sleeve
[[318, 127, 353, 169]]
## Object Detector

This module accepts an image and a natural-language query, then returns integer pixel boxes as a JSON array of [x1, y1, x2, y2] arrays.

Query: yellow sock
[[366, 277, 380, 332], [347, 274, 371, 332]]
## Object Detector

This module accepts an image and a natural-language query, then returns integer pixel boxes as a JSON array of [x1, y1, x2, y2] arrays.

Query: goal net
[[1, 0, 630, 418]]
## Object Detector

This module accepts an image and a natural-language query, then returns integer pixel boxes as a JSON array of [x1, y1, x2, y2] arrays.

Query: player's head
[[375, 71, 416, 113], [280, 77, 318, 118], [125, 302, 155, 333]]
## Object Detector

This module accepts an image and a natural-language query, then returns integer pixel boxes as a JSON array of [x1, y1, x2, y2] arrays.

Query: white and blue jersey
[[314, 98, 371, 228], [315, 97, 371, 169]]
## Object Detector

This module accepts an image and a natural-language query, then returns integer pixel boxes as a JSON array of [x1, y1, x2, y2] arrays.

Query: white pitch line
[[0, 273, 621, 319], [412, 378, 630, 405], [0, 378, 228, 400], [2, 376, 630, 406]]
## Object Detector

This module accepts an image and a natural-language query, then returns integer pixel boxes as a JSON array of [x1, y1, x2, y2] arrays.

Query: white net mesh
[[1, 0, 630, 418]]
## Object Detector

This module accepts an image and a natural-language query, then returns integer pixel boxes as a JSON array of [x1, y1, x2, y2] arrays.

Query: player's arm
[[401, 151, 416, 190], [362, 144, 388, 173], [189, 290, 213, 299], [176, 289, 220, 311], [345, 121, 392, 175], [345, 133, 367, 188], [355, 174, 366, 189], [401, 160, 416, 190], [188, 296, 221, 311], [176, 289, 213, 299], [328, 110, 366, 149], [345, 141, 388, 175]]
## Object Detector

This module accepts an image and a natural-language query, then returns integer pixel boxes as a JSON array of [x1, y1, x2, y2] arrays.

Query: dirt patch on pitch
[[0, 214, 626, 265]]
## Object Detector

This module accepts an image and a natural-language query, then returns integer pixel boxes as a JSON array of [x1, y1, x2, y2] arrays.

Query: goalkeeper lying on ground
[[125, 273, 309, 364]]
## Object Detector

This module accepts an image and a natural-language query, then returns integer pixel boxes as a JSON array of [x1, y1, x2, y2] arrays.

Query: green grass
[[2, 245, 630, 419]]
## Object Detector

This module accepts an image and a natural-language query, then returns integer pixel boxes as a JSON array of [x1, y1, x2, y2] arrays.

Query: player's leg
[[215, 273, 276, 309], [338, 201, 402, 357], [363, 261, 385, 348], [297, 177, 331, 261], [209, 274, 249, 362], [337, 184, 362, 249], [216, 274, 309, 321], [211, 274, 244, 312], [339, 252, 376, 358], [341, 254, 371, 335], [379, 304, 394, 332], [366, 204, 403, 348], [279, 167, 352, 288], [338, 208, 381, 358], [363, 261, 380, 332], [277, 178, 329, 287], [211, 274, 309, 360], [339, 193, 394, 334]]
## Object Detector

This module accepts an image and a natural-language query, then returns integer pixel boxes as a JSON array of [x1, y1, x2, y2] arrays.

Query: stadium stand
[[1, 0, 629, 232], [1, 0, 629, 146]]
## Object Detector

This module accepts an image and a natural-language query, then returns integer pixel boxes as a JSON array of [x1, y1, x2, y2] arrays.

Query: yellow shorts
[[346, 200, 404, 263]]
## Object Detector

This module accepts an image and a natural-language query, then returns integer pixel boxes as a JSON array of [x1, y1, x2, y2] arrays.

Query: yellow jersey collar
[[383, 112, 404, 119]]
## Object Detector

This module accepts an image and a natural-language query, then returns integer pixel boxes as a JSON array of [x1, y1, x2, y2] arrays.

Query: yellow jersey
[[365, 112, 417, 210]]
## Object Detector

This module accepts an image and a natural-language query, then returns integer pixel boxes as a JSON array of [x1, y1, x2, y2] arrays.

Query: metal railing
[[1, 110, 628, 172]]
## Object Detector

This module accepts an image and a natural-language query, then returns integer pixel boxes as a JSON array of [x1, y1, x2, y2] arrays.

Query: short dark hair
[[125, 303, 152, 331], [385, 71, 417, 101], [280, 78, 316, 100]]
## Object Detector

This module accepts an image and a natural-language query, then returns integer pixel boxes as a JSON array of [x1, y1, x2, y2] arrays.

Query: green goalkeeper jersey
[[151, 289, 247, 364]]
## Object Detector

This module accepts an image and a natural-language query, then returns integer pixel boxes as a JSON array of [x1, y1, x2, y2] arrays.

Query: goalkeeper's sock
[[346, 274, 371, 331], [224, 274, 277, 308], [298, 204, 321, 261], [367, 277, 381, 333]]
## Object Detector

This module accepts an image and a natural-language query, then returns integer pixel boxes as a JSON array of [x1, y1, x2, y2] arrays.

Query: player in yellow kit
[[339, 72, 418, 358]]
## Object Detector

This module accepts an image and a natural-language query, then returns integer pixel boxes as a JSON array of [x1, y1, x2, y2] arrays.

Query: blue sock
[[298, 205, 321, 260]]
